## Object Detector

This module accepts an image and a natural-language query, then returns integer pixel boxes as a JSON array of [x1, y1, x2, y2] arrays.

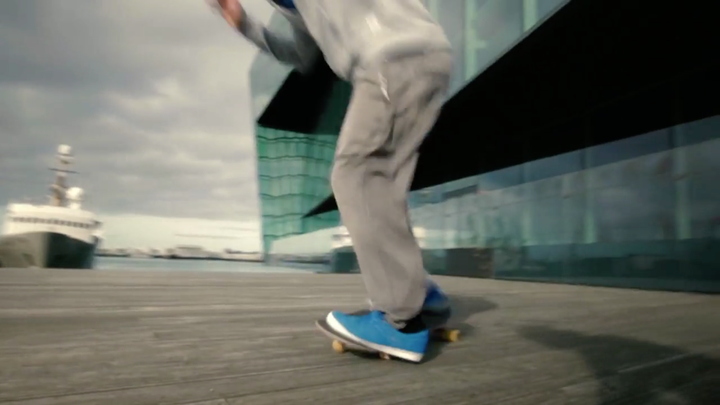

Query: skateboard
[[315, 318, 461, 361]]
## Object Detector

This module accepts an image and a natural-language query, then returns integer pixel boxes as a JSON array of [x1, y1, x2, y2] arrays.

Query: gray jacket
[[239, 0, 451, 82]]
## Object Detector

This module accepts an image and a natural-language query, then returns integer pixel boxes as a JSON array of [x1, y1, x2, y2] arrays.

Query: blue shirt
[[274, 0, 296, 10]]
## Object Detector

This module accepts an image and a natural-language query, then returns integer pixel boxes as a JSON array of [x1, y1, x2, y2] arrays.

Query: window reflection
[[675, 115, 720, 147], [687, 139, 720, 239], [536, 0, 568, 19], [525, 150, 582, 183], [594, 176, 675, 242], [465, 0, 523, 79], [590, 129, 671, 168], [422, 0, 569, 94]]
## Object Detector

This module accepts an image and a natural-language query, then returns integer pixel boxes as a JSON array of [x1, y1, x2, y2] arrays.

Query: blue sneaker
[[421, 279, 452, 330], [423, 279, 450, 313], [326, 310, 429, 363]]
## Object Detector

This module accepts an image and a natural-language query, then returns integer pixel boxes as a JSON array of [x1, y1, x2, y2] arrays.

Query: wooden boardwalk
[[0, 268, 718, 404]]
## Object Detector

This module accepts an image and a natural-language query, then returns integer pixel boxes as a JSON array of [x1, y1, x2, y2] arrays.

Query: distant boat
[[0, 145, 103, 269], [166, 245, 211, 260]]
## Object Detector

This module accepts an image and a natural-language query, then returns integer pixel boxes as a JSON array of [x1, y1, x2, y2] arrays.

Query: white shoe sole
[[326, 312, 424, 363]]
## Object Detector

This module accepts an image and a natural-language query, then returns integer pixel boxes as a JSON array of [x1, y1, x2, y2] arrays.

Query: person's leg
[[327, 51, 452, 347]]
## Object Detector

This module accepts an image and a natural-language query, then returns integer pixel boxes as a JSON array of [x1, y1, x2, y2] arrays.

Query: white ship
[[0, 145, 103, 269]]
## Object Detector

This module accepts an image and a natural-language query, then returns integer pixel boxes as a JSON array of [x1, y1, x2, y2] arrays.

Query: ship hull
[[0, 232, 97, 269]]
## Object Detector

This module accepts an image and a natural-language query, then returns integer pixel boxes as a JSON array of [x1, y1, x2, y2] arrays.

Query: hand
[[207, 0, 243, 29]]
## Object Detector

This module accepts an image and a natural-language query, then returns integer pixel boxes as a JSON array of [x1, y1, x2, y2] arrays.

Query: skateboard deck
[[315, 318, 461, 361]]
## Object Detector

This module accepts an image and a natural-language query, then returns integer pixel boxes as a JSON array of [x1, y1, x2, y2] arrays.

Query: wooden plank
[[0, 268, 718, 404]]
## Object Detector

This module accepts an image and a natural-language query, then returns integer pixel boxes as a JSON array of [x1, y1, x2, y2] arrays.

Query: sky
[[0, 0, 278, 251]]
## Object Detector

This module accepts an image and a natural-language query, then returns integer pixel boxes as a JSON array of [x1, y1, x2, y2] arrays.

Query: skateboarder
[[212, 0, 452, 362]]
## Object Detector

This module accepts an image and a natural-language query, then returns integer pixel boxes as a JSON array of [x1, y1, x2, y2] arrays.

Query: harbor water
[[95, 257, 321, 273]]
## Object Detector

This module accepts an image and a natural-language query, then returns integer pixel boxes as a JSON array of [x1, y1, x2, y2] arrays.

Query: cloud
[[0, 0, 281, 249]]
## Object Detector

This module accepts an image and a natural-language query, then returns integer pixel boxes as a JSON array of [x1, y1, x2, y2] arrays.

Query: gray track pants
[[330, 51, 453, 329]]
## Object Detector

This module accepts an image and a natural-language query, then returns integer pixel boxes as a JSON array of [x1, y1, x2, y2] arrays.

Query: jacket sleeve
[[238, 10, 319, 74]]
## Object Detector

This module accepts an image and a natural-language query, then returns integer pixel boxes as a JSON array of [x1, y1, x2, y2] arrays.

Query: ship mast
[[48, 145, 76, 207]]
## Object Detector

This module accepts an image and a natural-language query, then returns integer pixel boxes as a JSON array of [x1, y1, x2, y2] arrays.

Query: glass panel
[[536, 0, 567, 18], [592, 153, 676, 243], [255, 125, 339, 252], [589, 129, 672, 169], [686, 138, 720, 238], [424, 0, 570, 96], [675, 115, 720, 147]]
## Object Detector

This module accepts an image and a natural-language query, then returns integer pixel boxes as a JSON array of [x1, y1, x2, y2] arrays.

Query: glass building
[[250, 12, 347, 254], [249, 0, 720, 292]]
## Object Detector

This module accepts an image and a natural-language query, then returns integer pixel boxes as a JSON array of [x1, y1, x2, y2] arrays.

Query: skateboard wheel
[[442, 329, 461, 342], [332, 340, 346, 354], [379, 352, 391, 360]]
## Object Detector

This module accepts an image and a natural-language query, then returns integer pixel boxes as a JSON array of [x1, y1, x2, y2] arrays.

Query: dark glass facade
[[251, 0, 569, 253], [409, 116, 720, 292], [249, 1, 719, 292]]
